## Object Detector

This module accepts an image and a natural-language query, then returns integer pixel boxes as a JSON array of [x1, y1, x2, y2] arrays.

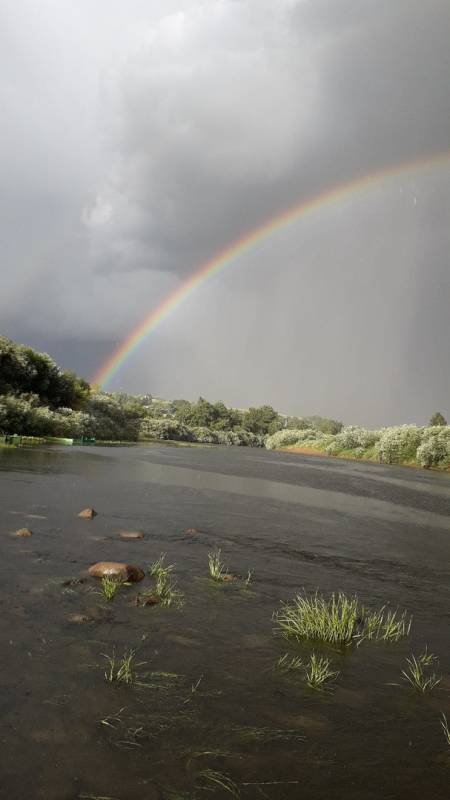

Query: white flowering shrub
[[140, 418, 193, 441], [265, 428, 323, 450], [416, 426, 450, 468], [375, 425, 424, 464], [332, 426, 382, 450]]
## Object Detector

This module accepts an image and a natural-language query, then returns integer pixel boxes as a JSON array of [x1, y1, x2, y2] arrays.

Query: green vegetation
[[276, 653, 303, 672], [266, 423, 450, 470], [429, 411, 447, 426], [276, 591, 361, 646], [2, 335, 447, 466], [401, 653, 441, 693], [100, 575, 124, 602], [275, 591, 411, 646], [149, 554, 184, 607], [358, 608, 412, 643], [304, 653, 339, 690], [441, 714, 450, 746], [103, 649, 142, 684], [207, 549, 230, 582]]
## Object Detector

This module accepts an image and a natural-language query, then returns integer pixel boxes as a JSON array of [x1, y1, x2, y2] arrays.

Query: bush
[[190, 426, 219, 444], [265, 428, 323, 450], [376, 425, 423, 464], [416, 426, 450, 468], [332, 426, 382, 450], [139, 418, 193, 441]]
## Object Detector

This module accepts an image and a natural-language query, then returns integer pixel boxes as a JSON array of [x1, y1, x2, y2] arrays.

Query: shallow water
[[0, 444, 449, 799]]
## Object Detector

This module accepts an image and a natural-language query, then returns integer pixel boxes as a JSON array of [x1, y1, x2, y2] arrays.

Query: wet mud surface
[[0, 444, 449, 799]]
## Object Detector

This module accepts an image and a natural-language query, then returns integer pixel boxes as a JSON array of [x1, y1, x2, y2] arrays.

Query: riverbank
[[280, 443, 450, 472]]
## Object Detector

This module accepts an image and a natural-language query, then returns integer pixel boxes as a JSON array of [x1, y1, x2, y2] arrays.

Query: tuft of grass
[[103, 649, 144, 685], [276, 591, 360, 646], [361, 607, 412, 643], [207, 548, 229, 582], [401, 654, 441, 693], [196, 769, 240, 797], [149, 552, 174, 579], [100, 575, 124, 602], [304, 653, 339, 690], [276, 591, 411, 646], [148, 553, 184, 607], [441, 714, 450, 746], [276, 653, 303, 672], [418, 646, 438, 667]]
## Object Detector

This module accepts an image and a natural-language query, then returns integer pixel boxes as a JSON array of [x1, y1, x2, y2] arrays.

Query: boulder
[[15, 528, 33, 537], [119, 531, 144, 540], [88, 561, 144, 582], [78, 508, 97, 518]]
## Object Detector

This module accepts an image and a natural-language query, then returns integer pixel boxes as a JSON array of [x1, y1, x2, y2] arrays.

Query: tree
[[242, 405, 283, 435], [429, 411, 447, 426]]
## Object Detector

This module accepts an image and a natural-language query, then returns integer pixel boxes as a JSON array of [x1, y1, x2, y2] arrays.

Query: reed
[[304, 653, 339, 690], [208, 548, 229, 582], [441, 714, 450, 746], [401, 654, 441, 693]]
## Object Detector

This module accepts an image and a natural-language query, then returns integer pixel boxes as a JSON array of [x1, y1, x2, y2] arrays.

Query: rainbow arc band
[[93, 149, 450, 388]]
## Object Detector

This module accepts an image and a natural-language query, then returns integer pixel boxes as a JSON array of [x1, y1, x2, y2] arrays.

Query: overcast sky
[[1, 0, 449, 426]]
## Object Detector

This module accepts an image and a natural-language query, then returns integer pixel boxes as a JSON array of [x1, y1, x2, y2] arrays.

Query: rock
[[15, 528, 33, 537], [119, 531, 144, 540], [185, 528, 200, 535], [68, 613, 90, 624], [132, 592, 159, 607], [88, 561, 145, 582], [78, 508, 97, 518]]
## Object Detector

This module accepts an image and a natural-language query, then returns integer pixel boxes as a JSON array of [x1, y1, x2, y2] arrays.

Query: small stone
[[119, 531, 144, 540], [88, 561, 145, 582], [78, 508, 97, 518], [15, 528, 33, 537], [68, 614, 90, 624]]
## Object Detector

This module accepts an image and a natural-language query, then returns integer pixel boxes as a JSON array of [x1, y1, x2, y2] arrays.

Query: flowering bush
[[416, 426, 450, 468], [332, 426, 382, 450], [375, 425, 424, 464], [265, 428, 323, 450], [139, 418, 193, 441]]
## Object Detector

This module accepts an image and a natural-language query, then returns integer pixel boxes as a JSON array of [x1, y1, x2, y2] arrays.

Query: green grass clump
[[103, 648, 143, 684], [304, 653, 339, 690], [100, 574, 124, 602], [361, 607, 412, 643], [149, 553, 184, 607], [208, 548, 229, 582], [276, 591, 360, 646], [276, 591, 411, 647], [276, 653, 303, 672], [402, 653, 441, 693]]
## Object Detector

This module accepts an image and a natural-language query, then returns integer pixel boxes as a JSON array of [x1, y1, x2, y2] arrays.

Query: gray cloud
[[0, 0, 449, 425]]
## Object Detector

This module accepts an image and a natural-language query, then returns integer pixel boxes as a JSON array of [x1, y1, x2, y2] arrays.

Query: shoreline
[[279, 446, 450, 474]]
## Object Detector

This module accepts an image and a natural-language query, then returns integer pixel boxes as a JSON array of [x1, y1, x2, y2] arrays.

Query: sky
[[1, 0, 449, 427]]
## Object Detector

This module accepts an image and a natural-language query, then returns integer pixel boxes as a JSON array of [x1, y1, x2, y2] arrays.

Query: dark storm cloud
[[0, 0, 449, 425]]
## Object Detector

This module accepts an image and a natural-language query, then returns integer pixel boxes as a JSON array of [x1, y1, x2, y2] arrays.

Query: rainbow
[[93, 149, 450, 387]]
